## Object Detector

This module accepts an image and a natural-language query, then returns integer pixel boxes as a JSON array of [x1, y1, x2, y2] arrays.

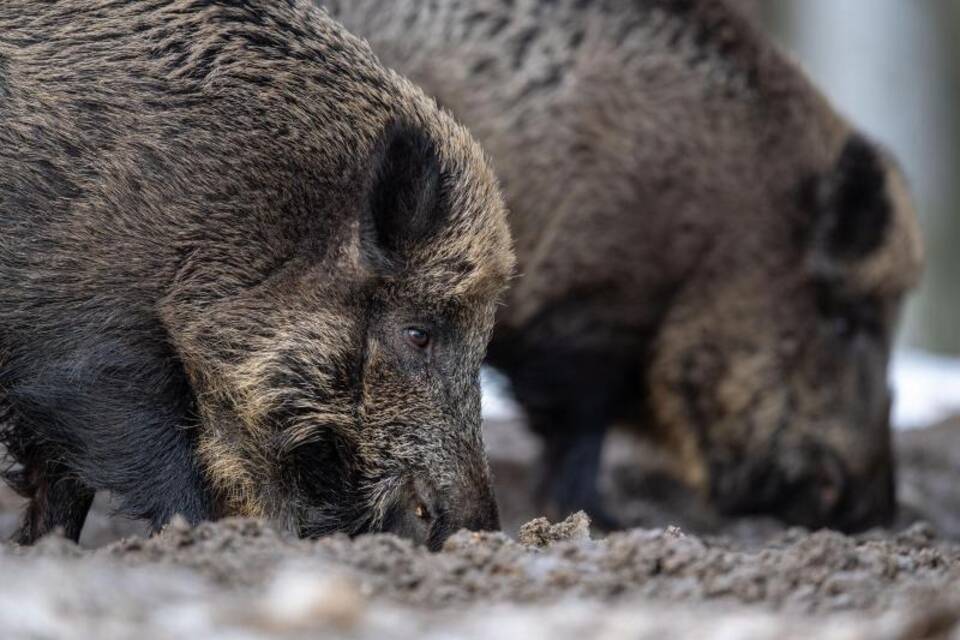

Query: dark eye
[[404, 327, 431, 350], [828, 314, 858, 340], [816, 286, 883, 342]]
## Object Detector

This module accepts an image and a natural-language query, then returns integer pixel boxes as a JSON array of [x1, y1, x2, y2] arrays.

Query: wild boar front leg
[[529, 378, 622, 530], [2, 338, 215, 542], [537, 423, 618, 529]]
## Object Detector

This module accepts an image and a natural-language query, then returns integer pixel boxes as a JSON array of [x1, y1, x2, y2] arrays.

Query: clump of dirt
[[518, 511, 592, 547]]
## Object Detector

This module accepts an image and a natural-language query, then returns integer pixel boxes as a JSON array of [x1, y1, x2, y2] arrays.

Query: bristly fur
[[327, 0, 924, 531], [0, 0, 513, 545]]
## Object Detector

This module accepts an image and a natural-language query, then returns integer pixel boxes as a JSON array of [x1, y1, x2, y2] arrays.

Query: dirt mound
[[90, 515, 958, 613], [3, 514, 960, 639], [2, 417, 960, 638]]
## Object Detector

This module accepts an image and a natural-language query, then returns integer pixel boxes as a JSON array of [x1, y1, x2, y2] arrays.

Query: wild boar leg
[[14, 462, 94, 544], [1, 339, 215, 540], [539, 425, 618, 529], [533, 382, 621, 530]]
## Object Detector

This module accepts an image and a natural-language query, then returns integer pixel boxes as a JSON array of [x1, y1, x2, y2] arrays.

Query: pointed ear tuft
[[809, 135, 892, 262], [364, 120, 446, 261]]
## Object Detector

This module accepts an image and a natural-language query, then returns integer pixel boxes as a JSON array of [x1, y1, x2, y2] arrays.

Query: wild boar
[[0, 0, 513, 549], [326, 0, 923, 530]]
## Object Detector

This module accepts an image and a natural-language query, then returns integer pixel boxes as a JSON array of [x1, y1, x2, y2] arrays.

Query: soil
[[1, 417, 959, 639]]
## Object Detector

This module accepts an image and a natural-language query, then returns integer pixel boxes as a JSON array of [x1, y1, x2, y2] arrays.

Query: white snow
[[890, 348, 960, 429], [480, 368, 522, 422]]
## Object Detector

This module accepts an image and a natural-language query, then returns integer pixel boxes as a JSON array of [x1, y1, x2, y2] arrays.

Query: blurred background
[[484, 0, 960, 430], [762, 1, 960, 427]]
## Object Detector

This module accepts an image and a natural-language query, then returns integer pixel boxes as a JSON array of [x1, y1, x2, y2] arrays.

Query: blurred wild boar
[[327, 0, 923, 530], [0, 0, 513, 550]]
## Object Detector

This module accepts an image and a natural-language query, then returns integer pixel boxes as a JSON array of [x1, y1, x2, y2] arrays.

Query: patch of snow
[[481, 367, 521, 421], [891, 348, 960, 429]]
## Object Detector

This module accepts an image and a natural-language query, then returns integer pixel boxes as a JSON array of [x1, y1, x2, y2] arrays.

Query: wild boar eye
[[828, 314, 857, 340], [816, 286, 881, 342], [404, 327, 431, 350]]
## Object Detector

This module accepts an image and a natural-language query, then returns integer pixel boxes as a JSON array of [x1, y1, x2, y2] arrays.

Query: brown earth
[[1, 417, 959, 639]]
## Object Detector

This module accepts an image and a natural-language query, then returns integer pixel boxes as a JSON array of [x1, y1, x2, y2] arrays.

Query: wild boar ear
[[807, 135, 892, 265], [362, 121, 446, 263]]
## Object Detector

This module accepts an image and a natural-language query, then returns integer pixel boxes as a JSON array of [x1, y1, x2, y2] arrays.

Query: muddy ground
[[1, 417, 960, 639]]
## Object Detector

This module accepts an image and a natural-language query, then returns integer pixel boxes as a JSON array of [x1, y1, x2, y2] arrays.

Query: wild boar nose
[[778, 449, 852, 529], [836, 461, 897, 533], [427, 478, 501, 549], [383, 475, 501, 550]]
